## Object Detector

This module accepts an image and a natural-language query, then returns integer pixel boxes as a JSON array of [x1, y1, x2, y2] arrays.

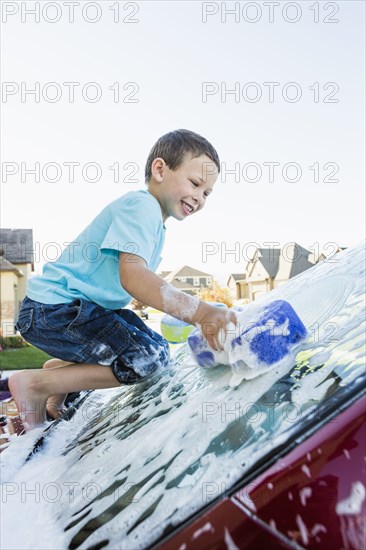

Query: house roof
[[288, 243, 313, 278], [165, 265, 213, 281], [228, 273, 246, 282], [247, 244, 315, 280], [257, 248, 281, 278], [0, 255, 23, 276], [160, 271, 171, 279], [168, 279, 197, 291], [0, 228, 34, 268]]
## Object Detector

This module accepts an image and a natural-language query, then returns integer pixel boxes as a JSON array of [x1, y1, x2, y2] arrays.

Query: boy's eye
[[190, 180, 210, 198]]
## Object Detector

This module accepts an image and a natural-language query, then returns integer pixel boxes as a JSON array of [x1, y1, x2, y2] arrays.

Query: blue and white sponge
[[188, 300, 308, 379]]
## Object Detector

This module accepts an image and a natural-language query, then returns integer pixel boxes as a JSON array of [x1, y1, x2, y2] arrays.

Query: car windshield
[[2, 243, 365, 550]]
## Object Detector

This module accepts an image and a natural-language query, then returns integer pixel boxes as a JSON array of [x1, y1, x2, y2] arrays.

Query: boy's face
[[149, 154, 218, 222]]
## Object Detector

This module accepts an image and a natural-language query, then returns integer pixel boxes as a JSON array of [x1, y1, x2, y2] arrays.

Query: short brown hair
[[145, 129, 220, 183]]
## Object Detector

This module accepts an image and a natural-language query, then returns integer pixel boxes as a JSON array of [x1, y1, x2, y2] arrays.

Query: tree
[[197, 281, 234, 308], [131, 299, 147, 310]]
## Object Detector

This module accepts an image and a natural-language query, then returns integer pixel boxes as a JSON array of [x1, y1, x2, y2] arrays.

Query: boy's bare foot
[[46, 401, 67, 420], [42, 358, 72, 421], [9, 362, 121, 431], [8, 371, 48, 431]]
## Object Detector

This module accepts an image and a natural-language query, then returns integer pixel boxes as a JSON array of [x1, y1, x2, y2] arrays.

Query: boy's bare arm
[[119, 253, 235, 350]]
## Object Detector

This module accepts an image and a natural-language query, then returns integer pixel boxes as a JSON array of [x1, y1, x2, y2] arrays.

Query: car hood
[[1, 242, 365, 550]]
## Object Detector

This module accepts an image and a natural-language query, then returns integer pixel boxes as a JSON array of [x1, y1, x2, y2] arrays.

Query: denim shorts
[[15, 296, 170, 384]]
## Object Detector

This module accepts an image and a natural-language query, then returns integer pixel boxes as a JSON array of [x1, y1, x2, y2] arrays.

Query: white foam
[[1, 243, 364, 550], [192, 522, 214, 539], [300, 487, 312, 506], [224, 527, 240, 550], [336, 482, 366, 515], [296, 514, 309, 545], [160, 283, 199, 322]]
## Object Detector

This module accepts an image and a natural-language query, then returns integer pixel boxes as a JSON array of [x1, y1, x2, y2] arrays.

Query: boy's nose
[[192, 196, 201, 209], [192, 193, 203, 205]]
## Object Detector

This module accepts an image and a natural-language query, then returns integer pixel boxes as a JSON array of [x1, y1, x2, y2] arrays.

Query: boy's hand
[[119, 254, 237, 350], [192, 302, 237, 351]]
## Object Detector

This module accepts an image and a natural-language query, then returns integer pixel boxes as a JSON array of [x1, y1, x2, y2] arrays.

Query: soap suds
[[160, 283, 199, 322], [224, 527, 240, 550], [2, 243, 364, 550], [192, 522, 214, 539], [336, 482, 365, 515], [295, 514, 309, 545], [300, 487, 312, 506]]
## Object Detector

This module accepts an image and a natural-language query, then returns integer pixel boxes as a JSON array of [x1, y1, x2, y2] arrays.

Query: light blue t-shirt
[[27, 190, 165, 309]]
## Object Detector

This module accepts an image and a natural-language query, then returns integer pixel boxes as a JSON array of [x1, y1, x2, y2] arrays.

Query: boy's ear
[[151, 157, 165, 183]]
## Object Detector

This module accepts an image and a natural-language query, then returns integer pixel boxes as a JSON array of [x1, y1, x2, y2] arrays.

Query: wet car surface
[[1, 243, 365, 549]]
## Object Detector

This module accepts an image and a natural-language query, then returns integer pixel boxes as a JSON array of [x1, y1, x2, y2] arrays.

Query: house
[[227, 273, 247, 300], [308, 246, 347, 265], [227, 243, 346, 302], [0, 228, 34, 335], [160, 266, 213, 296]]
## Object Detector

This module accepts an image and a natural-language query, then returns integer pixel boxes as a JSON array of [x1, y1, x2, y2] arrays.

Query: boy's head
[[145, 129, 220, 183], [146, 129, 220, 222]]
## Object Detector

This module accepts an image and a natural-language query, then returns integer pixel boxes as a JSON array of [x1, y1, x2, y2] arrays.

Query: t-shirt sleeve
[[100, 194, 160, 266]]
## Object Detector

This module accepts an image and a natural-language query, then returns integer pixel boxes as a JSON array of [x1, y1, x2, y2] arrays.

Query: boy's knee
[[111, 347, 170, 385], [43, 358, 59, 369], [43, 358, 74, 369], [111, 361, 144, 385]]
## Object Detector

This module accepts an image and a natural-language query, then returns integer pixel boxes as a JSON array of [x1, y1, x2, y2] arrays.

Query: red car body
[[157, 395, 366, 550]]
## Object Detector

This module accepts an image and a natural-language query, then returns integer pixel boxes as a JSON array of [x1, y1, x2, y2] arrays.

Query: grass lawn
[[146, 307, 164, 315], [0, 346, 52, 371]]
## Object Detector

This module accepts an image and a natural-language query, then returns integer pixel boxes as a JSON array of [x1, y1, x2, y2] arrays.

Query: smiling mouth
[[181, 200, 194, 215]]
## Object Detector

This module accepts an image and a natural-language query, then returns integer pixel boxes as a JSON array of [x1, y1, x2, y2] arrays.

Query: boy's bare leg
[[42, 358, 75, 419], [8, 364, 121, 431]]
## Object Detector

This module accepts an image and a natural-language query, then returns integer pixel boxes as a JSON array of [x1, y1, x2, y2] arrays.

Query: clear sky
[[1, 0, 365, 284]]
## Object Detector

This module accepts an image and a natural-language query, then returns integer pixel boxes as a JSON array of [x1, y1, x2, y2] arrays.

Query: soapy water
[[1, 242, 365, 550], [160, 282, 199, 322], [187, 299, 308, 384]]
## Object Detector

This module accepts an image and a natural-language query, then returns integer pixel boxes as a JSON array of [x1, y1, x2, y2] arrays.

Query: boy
[[10, 129, 235, 431]]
